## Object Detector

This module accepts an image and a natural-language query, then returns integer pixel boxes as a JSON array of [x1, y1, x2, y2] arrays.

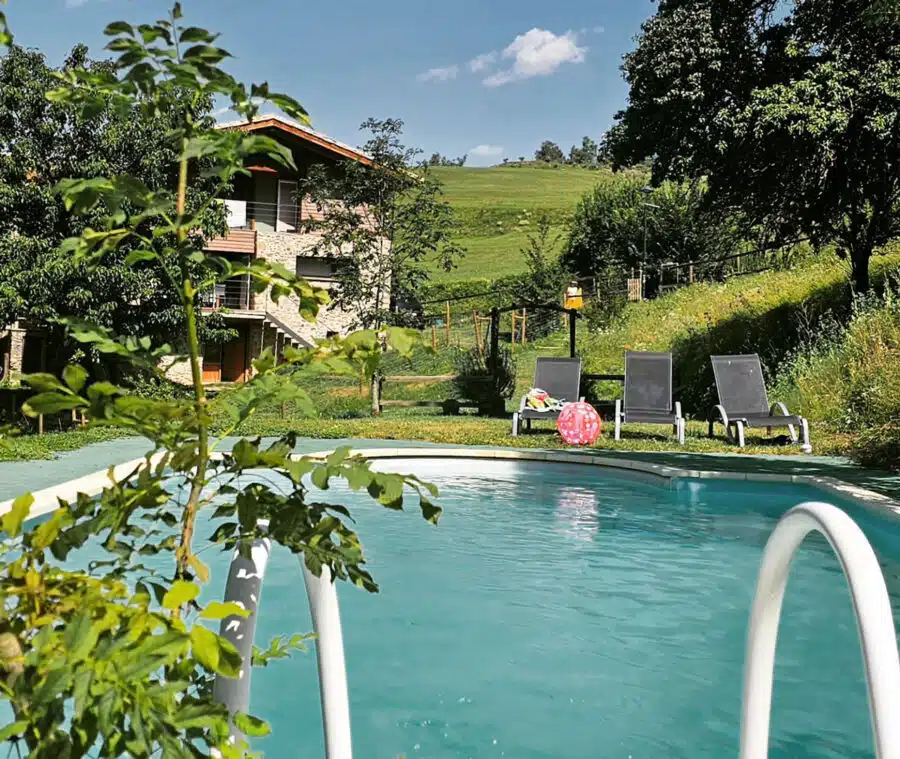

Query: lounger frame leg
[[734, 421, 746, 448], [512, 412, 519, 437], [800, 418, 811, 453], [614, 399, 622, 441], [678, 417, 686, 446]]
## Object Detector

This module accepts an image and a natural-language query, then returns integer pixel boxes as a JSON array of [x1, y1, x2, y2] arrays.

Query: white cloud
[[65, 0, 89, 7], [416, 65, 459, 83], [469, 144, 504, 157], [468, 52, 497, 73], [482, 28, 586, 87]]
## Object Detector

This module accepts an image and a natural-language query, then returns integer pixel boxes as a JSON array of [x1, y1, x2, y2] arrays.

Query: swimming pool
[[29, 454, 900, 758]]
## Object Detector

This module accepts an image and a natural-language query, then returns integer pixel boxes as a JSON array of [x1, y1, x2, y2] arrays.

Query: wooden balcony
[[204, 228, 257, 255]]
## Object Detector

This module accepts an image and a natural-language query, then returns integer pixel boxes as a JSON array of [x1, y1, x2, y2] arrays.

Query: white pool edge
[[3, 446, 899, 523]]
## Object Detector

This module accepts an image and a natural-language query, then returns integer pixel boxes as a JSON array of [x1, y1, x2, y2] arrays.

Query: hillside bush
[[562, 179, 742, 295], [772, 286, 900, 470], [452, 346, 516, 415], [579, 253, 900, 415]]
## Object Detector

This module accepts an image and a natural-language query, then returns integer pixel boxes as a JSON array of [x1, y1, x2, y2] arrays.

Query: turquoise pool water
[[47, 458, 900, 757]]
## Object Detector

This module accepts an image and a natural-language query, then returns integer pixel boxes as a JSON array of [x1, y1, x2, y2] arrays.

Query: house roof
[[216, 114, 374, 167]]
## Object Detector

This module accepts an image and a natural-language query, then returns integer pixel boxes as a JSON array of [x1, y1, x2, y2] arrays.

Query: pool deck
[[2, 435, 900, 505]]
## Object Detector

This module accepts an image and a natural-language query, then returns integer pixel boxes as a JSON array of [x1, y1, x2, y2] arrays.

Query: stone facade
[[160, 355, 197, 386], [255, 230, 378, 344]]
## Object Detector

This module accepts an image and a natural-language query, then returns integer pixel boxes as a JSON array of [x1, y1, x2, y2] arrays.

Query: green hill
[[428, 164, 642, 282]]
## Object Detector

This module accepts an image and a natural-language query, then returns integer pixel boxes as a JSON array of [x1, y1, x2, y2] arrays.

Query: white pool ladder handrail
[[741, 501, 900, 759], [214, 538, 353, 759]]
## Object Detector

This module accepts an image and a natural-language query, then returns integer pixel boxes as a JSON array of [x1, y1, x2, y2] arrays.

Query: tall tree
[[568, 136, 599, 167], [534, 140, 566, 163], [606, 0, 900, 293], [302, 118, 464, 330], [0, 43, 230, 372]]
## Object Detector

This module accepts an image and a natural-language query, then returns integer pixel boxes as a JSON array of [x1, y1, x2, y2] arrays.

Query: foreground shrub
[[851, 421, 900, 472]]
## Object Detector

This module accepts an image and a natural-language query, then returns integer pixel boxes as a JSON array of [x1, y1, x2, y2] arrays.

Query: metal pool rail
[[741, 502, 900, 759]]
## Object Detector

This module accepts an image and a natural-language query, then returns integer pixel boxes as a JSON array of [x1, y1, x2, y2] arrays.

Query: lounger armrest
[[770, 401, 792, 417], [518, 395, 528, 413], [674, 401, 683, 419], [709, 405, 729, 427]]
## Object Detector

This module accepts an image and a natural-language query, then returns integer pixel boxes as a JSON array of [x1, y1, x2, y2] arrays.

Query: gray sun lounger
[[613, 351, 685, 444], [708, 354, 811, 451], [511, 357, 582, 436]]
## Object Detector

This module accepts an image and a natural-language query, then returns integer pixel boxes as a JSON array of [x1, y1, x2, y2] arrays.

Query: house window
[[296, 256, 338, 281]]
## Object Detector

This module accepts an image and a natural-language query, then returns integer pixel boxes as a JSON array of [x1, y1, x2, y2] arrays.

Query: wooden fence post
[[473, 312, 485, 357], [445, 301, 451, 346], [431, 323, 437, 351], [521, 309, 527, 345], [38, 414, 44, 435], [489, 308, 500, 376]]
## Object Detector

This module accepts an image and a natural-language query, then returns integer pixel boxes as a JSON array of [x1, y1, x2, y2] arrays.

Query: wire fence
[[415, 238, 809, 350]]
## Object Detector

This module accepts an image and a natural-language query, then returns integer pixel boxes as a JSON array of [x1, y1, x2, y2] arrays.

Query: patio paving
[[2, 436, 898, 503]]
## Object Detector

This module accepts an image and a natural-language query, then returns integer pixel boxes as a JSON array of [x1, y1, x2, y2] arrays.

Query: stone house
[[192, 114, 385, 384], [0, 115, 381, 385]]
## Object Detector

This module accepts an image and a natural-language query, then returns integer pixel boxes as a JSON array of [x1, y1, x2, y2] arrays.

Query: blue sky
[[5, 0, 654, 166]]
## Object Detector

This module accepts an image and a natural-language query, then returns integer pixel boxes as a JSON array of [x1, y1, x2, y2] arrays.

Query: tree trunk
[[850, 246, 871, 295]]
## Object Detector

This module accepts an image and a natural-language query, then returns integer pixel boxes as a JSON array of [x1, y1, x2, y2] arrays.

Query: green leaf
[[386, 326, 417, 356], [234, 712, 271, 737], [63, 364, 89, 394], [162, 580, 200, 609], [191, 626, 242, 677], [201, 601, 251, 620], [173, 702, 228, 729], [104, 21, 134, 36], [311, 465, 329, 490], [344, 462, 373, 491], [0, 722, 29, 742], [179, 26, 215, 43], [419, 496, 442, 525], [64, 613, 99, 661], [23, 392, 85, 416], [124, 249, 159, 266], [2, 493, 33, 538]]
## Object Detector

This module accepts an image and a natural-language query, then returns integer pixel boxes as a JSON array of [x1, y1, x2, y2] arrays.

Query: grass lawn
[[217, 413, 855, 458], [427, 164, 636, 282], [0, 426, 129, 462]]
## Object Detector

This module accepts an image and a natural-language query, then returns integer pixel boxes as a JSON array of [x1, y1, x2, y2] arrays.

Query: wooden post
[[568, 309, 577, 358], [371, 373, 382, 416], [445, 301, 451, 346], [510, 311, 516, 349], [71, 408, 77, 425], [489, 308, 500, 377], [38, 414, 44, 435], [80, 410, 87, 427], [521, 309, 527, 345], [689, 264, 695, 284], [431, 323, 437, 351], [473, 311, 483, 357]]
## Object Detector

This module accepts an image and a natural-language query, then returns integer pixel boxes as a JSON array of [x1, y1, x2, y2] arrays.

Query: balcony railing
[[201, 276, 252, 311], [223, 199, 302, 233]]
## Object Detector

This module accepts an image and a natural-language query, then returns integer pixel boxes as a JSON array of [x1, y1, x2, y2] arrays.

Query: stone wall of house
[[256, 231, 364, 344], [160, 355, 198, 386], [7, 325, 26, 378]]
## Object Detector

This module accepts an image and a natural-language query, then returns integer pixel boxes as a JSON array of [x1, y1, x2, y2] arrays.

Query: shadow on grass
[[671, 277, 853, 413]]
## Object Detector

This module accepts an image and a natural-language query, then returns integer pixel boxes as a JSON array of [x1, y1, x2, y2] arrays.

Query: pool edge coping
[[3, 446, 899, 523]]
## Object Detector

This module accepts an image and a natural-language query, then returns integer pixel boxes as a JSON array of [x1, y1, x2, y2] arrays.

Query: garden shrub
[[452, 345, 517, 414]]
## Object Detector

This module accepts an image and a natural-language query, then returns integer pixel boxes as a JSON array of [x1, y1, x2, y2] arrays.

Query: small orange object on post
[[564, 281, 584, 310]]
